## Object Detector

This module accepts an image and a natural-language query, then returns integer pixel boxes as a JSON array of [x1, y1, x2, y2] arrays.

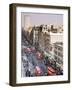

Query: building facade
[[54, 42, 63, 68]]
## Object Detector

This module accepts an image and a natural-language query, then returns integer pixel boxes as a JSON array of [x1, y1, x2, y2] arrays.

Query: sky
[[22, 12, 63, 27]]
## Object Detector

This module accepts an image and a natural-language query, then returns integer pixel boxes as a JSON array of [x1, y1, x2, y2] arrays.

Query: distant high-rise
[[24, 15, 31, 30], [51, 25, 53, 30]]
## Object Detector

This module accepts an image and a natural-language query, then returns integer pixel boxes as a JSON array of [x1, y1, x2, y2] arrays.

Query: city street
[[21, 34, 63, 77], [21, 35, 47, 77]]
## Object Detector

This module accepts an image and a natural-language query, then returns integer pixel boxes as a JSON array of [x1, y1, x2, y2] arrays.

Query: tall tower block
[[24, 15, 31, 31]]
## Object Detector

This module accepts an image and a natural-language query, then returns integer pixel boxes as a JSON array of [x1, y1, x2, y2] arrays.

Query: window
[[54, 56, 57, 60], [58, 52, 63, 57], [58, 47, 63, 51], [58, 58, 63, 64], [54, 46, 57, 49], [54, 50, 57, 55]]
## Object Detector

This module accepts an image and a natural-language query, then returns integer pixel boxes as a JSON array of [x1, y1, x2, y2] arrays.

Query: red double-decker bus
[[48, 67, 56, 76]]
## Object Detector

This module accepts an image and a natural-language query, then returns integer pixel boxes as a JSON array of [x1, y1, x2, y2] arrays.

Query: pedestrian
[[25, 69, 31, 77]]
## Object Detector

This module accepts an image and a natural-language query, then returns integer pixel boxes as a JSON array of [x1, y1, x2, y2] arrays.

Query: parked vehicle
[[31, 47, 36, 52], [36, 51, 43, 60], [35, 66, 43, 76], [47, 66, 56, 76]]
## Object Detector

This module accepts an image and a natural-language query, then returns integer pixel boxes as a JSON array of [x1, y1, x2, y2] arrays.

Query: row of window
[[54, 50, 63, 57], [54, 45, 63, 51], [54, 56, 63, 64], [45, 38, 50, 42]]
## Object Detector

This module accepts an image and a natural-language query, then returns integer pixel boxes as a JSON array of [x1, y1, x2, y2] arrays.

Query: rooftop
[[54, 42, 63, 47]]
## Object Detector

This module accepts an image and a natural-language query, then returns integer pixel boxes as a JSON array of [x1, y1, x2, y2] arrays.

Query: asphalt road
[[21, 34, 63, 77], [21, 35, 47, 77]]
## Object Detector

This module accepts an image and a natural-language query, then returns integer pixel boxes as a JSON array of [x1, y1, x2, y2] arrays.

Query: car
[[31, 47, 36, 52], [24, 48, 32, 53], [35, 66, 43, 76], [27, 48, 31, 52], [23, 48, 27, 53], [36, 51, 43, 60]]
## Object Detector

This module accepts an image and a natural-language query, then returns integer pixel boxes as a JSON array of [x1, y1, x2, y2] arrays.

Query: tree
[[44, 56, 49, 65]]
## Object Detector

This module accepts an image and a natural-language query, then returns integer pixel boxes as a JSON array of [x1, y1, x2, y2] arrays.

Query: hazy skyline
[[22, 12, 63, 27]]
